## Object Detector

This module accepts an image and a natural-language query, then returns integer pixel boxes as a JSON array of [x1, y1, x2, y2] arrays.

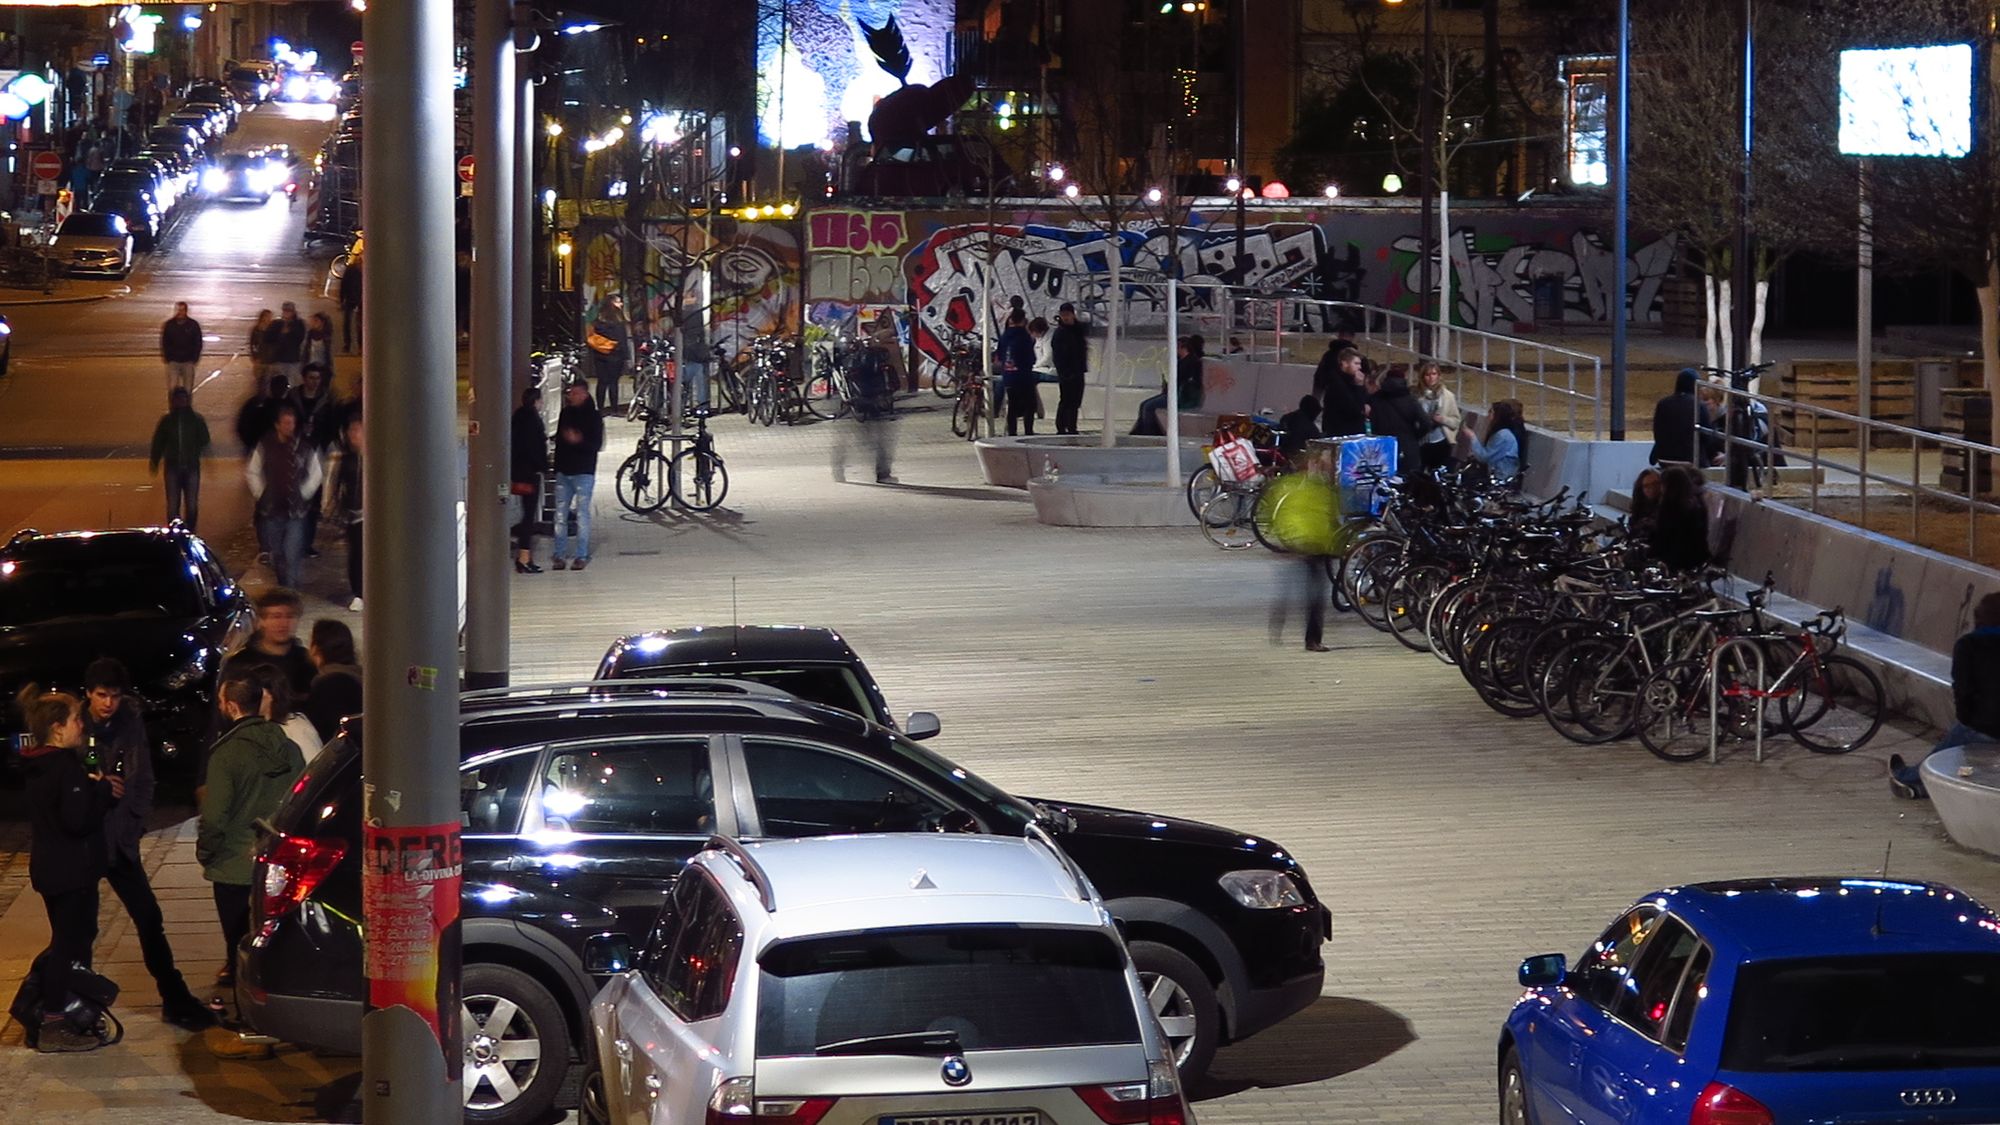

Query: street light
[[1146, 186, 1163, 203]]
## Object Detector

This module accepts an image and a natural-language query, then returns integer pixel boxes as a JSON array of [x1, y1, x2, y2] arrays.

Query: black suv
[[240, 681, 1330, 1125], [0, 527, 250, 770]]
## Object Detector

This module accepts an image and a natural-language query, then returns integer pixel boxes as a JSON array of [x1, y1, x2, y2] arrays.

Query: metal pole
[[1232, 0, 1246, 265], [1610, 0, 1630, 441], [1418, 0, 1435, 347], [465, 0, 514, 691], [514, 62, 534, 398], [1728, 0, 1754, 489], [359, 0, 463, 1114], [1102, 249, 1122, 448], [1858, 158, 1873, 518], [1166, 274, 1180, 487]]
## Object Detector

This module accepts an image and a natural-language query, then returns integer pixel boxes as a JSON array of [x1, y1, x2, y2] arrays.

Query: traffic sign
[[457, 154, 475, 182], [351, 40, 364, 60], [31, 150, 60, 195]]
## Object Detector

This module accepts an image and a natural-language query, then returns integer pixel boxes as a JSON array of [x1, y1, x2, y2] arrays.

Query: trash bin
[[1532, 274, 1564, 324]]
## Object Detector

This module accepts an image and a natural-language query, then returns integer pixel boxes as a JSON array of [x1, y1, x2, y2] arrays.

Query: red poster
[[362, 822, 464, 1071]]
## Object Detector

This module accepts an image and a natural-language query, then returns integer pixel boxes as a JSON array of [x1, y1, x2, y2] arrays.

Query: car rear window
[[755, 926, 1139, 1057], [1722, 953, 2000, 1071], [57, 214, 121, 238]]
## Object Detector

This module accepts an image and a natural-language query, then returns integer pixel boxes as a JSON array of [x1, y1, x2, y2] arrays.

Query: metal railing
[[1707, 379, 2000, 569]]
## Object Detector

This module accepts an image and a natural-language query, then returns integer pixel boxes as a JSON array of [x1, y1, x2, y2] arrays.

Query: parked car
[[0, 313, 13, 377], [49, 211, 135, 277], [1500, 877, 2000, 1125], [148, 123, 206, 158], [100, 165, 176, 214], [182, 90, 240, 131], [203, 152, 283, 202], [136, 147, 197, 200], [239, 679, 1328, 1124], [0, 527, 251, 771], [88, 187, 163, 250], [582, 833, 1195, 1125], [166, 108, 219, 143], [596, 625, 940, 738], [227, 65, 273, 103]]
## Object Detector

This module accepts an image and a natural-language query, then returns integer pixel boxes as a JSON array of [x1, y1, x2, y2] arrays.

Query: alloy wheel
[[1136, 970, 1199, 1068], [461, 992, 545, 1111]]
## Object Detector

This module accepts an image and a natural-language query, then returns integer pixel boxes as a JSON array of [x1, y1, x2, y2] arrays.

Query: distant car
[[227, 66, 272, 103], [165, 109, 218, 143], [1499, 877, 2000, 1125], [135, 147, 197, 199], [278, 71, 338, 103], [203, 152, 282, 202], [104, 162, 176, 212], [182, 91, 240, 132], [88, 188, 163, 250], [50, 211, 135, 277], [147, 124, 205, 162], [0, 527, 251, 770], [596, 624, 940, 738], [584, 833, 1196, 1125]]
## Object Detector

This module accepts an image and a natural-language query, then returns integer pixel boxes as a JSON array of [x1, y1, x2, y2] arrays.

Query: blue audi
[[1499, 877, 2000, 1124]]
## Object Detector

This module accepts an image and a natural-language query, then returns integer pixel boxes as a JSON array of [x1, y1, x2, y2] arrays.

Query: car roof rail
[[704, 835, 777, 913], [1024, 822, 1092, 903], [461, 677, 801, 707]]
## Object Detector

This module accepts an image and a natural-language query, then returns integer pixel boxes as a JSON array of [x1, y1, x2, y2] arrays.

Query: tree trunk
[[1703, 274, 1720, 371], [1749, 279, 1769, 372], [1718, 277, 1734, 372], [1101, 252, 1122, 448], [1981, 259, 2000, 399]]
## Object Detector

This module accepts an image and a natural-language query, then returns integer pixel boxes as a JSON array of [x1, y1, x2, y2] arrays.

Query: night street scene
[[2, 0, 2000, 1123]]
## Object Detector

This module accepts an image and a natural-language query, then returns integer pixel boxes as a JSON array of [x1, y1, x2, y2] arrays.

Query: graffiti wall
[[579, 218, 801, 360]]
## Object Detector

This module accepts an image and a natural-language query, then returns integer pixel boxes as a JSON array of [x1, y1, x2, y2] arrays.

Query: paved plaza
[[0, 403, 1995, 1124]]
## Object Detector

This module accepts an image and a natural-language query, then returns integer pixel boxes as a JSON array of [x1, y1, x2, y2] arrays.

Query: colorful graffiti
[[579, 220, 800, 361], [1386, 227, 1681, 330]]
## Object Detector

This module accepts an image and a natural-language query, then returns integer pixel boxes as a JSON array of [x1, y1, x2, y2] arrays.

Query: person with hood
[[1277, 395, 1321, 462], [1650, 367, 1722, 465], [304, 619, 362, 744], [198, 674, 306, 990], [511, 386, 549, 573], [1316, 347, 1369, 437], [1368, 364, 1436, 477], [15, 684, 122, 1049], [150, 386, 210, 531], [996, 310, 1039, 436], [80, 659, 212, 1030]]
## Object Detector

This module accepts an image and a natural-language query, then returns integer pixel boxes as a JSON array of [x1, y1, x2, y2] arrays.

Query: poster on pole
[[361, 818, 464, 1074]]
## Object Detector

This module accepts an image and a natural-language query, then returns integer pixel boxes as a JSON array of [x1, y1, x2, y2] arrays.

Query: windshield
[[1722, 953, 2000, 1071], [0, 540, 200, 625], [756, 926, 1138, 1058], [875, 730, 1036, 830], [57, 214, 121, 238]]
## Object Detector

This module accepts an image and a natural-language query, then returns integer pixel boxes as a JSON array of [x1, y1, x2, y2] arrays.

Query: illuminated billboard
[[1838, 44, 1972, 157], [756, 0, 952, 149]]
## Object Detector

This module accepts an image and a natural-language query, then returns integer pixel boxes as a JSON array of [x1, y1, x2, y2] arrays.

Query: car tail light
[[1075, 1060, 1187, 1125], [1690, 1082, 1774, 1125], [704, 1077, 834, 1125], [254, 832, 347, 941]]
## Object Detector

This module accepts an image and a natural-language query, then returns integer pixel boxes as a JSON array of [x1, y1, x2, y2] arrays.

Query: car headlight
[[1218, 869, 1307, 909], [161, 650, 209, 691], [202, 167, 227, 193]]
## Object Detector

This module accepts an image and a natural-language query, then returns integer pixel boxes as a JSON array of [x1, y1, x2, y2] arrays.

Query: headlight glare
[[1218, 869, 1306, 909], [161, 651, 208, 691]]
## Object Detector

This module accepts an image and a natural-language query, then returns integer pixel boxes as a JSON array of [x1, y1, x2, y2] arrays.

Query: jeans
[[1893, 722, 2000, 786], [682, 360, 709, 408], [164, 464, 199, 530], [1132, 392, 1168, 436], [257, 514, 305, 589], [554, 472, 594, 561], [341, 305, 361, 352], [213, 882, 251, 977], [106, 850, 190, 1001], [165, 360, 197, 393]]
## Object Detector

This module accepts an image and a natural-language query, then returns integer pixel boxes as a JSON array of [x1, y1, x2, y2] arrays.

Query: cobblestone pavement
[[0, 399, 1994, 1124]]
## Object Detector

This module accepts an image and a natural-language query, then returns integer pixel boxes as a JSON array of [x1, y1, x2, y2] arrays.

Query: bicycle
[[932, 328, 981, 399], [668, 407, 729, 511], [614, 410, 674, 515], [803, 338, 854, 421], [950, 366, 990, 439]]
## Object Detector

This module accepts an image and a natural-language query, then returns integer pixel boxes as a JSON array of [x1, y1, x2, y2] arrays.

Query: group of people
[[13, 588, 361, 1051], [993, 301, 1091, 437], [148, 301, 365, 609], [510, 380, 603, 571], [1304, 341, 1528, 485]]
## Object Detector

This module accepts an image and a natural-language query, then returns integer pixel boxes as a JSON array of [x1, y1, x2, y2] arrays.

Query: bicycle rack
[[1707, 638, 1769, 765]]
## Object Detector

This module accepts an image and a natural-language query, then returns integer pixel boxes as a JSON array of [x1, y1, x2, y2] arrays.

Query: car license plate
[[883, 1114, 1041, 1125], [892, 1104, 1048, 1112]]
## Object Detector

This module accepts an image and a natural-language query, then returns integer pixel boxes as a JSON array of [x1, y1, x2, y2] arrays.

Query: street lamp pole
[[1417, 0, 1435, 346], [1609, 0, 1629, 441], [1729, 0, 1754, 488], [465, 0, 515, 690], [1233, 0, 1246, 265]]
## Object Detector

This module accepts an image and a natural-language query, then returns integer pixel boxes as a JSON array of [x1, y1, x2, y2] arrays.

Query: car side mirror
[[1518, 953, 1566, 988], [934, 809, 980, 834], [582, 933, 637, 974], [903, 711, 942, 740]]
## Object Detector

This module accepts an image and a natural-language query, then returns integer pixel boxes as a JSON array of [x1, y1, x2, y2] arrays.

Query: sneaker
[[876, 474, 899, 485], [347, 596, 363, 612], [572, 557, 589, 571], [1304, 643, 1331, 653], [1888, 754, 1927, 800], [552, 558, 568, 571], [35, 1023, 104, 1053]]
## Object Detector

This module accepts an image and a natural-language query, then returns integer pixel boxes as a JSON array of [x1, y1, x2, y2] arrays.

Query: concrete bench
[[1920, 745, 2000, 858]]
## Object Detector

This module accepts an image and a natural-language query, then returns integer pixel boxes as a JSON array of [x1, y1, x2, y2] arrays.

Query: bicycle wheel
[[1634, 660, 1716, 763], [1387, 565, 1450, 652], [803, 368, 849, 420], [1781, 654, 1884, 754], [1470, 617, 1548, 719], [1186, 465, 1222, 519], [1340, 537, 1402, 627], [1350, 551, 1403, 632], [1199, 491, 1258, 550], [712, 367, 743, 413], [668, 448, 730, 511], [1540, 636, 1640, 745], [933, 362, 961, 399], [950, 392, 977, 438], [614, 449, 671, 514]]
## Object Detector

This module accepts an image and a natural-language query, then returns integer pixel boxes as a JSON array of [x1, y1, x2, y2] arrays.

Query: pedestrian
[[248, 309, 275, 386], [551, 379, 603, 571], [680, 306, 711, 409], [150, 386, 210, 531], [246, 402, 323, 590], [14, 684, 123, 1051], [304, 311, 336, 379], [327, 412, 364, 609], [1650, 367, 1722, 466], [996, 310, 1038, 437], [588, 293, 632, 411], [290, 364, 337, 560], [1647, 465, 1711, 572], [338, 255, 363, 353], [79, 659, 213, 1030], [235, 372, 285, 458], [511, 386, 548, 573], [832, 321, 900, 484], [1892, 591, 2000, 799], [1276, 394, 1321, 462], [1262, 467, 1341, 653], [267, 301, 307, 386], [197, 673, 305, 992], [1050, 302, 1089, 435], [1411, 361, 1461, 472], [252, 665, 322, 764], [1461, 399, 1527, 486], [1368, 364, 1435, 478], [220, 587, 316, 700], [1316, 347, 1369, 437], [160, 301, 202, 394], [1627, 466, 1664, 539], [1131, 335, 1204, 436], [304, 619, 362, 745]]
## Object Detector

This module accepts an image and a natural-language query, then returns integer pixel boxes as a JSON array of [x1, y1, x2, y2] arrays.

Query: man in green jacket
[[197, 674, 304, 990], [150, 386, 211, 531]]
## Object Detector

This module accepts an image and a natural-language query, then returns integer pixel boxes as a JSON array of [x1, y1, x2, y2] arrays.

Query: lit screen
[[1837, 44, 1972, 157], [755, 0, 952, 149]]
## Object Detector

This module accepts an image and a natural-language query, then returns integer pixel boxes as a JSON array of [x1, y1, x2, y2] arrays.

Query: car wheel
[[1499, 1047, 1531, 1125], [579, 1065, 612, 1125], [1128, 940, 1218, 1081], [461, 963, 570, 1125]]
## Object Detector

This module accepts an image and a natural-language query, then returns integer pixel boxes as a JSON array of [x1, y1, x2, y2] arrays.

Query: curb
[[0, 291, 118, 308]]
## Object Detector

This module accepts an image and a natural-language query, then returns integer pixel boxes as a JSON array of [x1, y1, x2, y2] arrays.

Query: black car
[[0, 528, 251, 769], [596, 624, 940, 738], [239, 681, 1330, 1125], [89, 187, 163, 249]]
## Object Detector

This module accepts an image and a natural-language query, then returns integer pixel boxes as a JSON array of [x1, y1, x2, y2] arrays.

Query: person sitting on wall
[[1891, 591, 2000, 799]]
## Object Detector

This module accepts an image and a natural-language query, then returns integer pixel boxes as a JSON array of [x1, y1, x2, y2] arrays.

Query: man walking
[[245, 403, 322, 590], [82, 659, 213, 1029], [267, 301, 307, 386], [327, 413, 364, 610], [551, 380, 603, 571], [288, 364, 337, 560], [338, 256, 363, 353], [197, 674, 305, 992], [1050, 302, 1089, 435], [221, 587, 316, 699], [150, 386, 209, 530], [160, 301, 203, 393]]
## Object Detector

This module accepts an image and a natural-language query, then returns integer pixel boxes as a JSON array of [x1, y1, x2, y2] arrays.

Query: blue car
[[1499, 877, 2000, 1125]]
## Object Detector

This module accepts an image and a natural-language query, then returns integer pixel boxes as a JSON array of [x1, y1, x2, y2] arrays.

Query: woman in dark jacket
[[511, 386, 550, 573], [1367, 365, 1435, 477], [17, 684, 121, 1048], [589, 294, 632, 411], [1648, 465, 1712, 571]]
